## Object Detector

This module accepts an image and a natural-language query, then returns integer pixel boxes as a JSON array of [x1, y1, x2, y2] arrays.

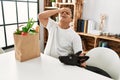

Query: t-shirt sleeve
[[72, 34, 83, 54]]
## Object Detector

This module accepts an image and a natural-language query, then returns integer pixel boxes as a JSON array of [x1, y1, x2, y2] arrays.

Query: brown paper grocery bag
[[13, 33, 40, 62]]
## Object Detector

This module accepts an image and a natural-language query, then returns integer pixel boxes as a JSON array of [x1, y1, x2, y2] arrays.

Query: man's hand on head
[[58, 8, 71, 15]]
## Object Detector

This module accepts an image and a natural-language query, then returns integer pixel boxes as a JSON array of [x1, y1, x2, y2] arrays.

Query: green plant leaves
[[14, 18, 36, 35]]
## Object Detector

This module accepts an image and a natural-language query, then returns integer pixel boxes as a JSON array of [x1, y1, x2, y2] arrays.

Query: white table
[[0, 51, 113, 80]]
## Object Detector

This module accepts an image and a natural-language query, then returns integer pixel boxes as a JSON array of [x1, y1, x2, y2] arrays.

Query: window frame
[[0, 0, 39, 49]]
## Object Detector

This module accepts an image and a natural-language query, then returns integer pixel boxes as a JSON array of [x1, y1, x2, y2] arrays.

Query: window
[[0, 0, 39, 49]]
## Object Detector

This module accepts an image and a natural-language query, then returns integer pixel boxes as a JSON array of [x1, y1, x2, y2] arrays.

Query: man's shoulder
[[69, 28, 79, 36], [46, 18, 58, 30]]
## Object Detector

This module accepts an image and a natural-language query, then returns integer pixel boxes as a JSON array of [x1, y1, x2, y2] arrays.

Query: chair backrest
[[0, 48, 4, 54], [86, 47, 120, 80]]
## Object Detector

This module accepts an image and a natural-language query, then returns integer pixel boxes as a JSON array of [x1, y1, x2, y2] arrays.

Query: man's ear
[[79, 56, 89, 63], [75, 51, 82, 56]]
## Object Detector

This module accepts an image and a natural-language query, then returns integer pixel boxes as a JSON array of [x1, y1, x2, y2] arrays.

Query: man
[[38, 7, 83, 58]]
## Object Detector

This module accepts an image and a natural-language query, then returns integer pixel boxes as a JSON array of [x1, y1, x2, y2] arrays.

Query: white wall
[[82, 0, 120, 34]]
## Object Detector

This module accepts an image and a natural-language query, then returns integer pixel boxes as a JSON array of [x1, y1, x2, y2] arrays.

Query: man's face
[[59, 8, 72, 23]]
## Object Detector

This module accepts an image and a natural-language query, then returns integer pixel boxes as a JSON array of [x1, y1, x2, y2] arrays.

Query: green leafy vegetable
[[22, 18, 35, 32], [14, 18, 36, 35]]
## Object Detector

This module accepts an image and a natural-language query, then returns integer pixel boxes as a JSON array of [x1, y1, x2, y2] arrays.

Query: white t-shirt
[[44, 18, 83, 58]]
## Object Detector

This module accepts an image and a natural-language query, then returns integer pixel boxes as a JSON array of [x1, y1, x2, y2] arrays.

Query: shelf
[[59, 3, 74, 6], [98, 36, 120, 42], [78, 33, 120, 57], [45, 3, 74, 10], [77, 32, 97, 39], [78, 32, 120, 43], [45, 7, 58, 10]]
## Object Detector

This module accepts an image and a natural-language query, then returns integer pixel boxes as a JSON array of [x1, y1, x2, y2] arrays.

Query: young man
[[38, 7, 83, 58]]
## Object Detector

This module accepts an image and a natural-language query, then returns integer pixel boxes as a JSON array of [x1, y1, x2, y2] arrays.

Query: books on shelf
[[84, 20, 88, 33], [77, 19, 98, 34], [98, 41, 108, 48], [77, 19, 84, 32], [87, 20, 96, 34], [77, 19, 88, 33]]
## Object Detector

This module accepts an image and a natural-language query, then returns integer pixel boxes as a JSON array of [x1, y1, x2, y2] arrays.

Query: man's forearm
[[39, 9, 59, 19]]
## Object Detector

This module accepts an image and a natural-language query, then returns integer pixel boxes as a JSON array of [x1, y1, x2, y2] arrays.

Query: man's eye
[[66, 12, 70, 15], [61, 12, 70, 15]]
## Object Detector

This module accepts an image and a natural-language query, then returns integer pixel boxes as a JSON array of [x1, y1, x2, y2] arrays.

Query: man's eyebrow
[[64, 10, 70, 13]]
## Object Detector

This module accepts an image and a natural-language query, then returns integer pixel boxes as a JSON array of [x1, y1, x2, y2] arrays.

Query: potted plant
[[50, 0, 56, 7]]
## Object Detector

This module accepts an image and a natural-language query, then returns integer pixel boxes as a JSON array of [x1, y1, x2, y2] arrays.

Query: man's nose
[[62, 12, 67, 15]]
